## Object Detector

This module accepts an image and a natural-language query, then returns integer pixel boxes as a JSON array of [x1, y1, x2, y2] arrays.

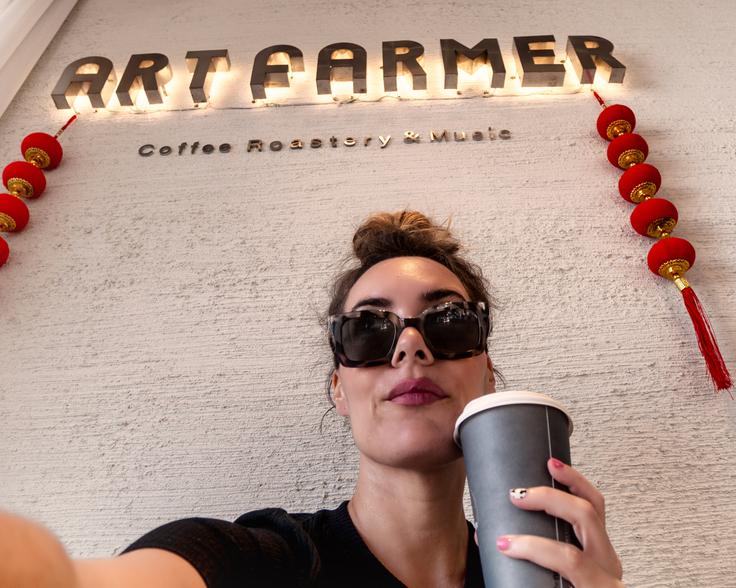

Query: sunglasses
[[328, 300, 491, 367]]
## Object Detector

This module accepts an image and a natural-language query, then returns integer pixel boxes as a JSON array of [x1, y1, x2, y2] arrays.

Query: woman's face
[[331, 256, 495, 471]]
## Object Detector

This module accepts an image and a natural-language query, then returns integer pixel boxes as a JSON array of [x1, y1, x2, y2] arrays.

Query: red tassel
[[681, 286, 733, 397]]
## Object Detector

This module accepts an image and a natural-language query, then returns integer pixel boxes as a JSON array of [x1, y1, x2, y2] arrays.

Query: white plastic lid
[[453, 390, 573, 446]]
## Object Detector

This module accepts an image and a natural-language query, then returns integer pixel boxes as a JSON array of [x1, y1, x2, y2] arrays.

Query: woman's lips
[[389, 391, 447, 406], [387, 377, 449, 406]]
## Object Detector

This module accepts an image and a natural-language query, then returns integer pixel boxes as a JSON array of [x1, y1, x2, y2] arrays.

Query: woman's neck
[[347, 455, 470, 588]]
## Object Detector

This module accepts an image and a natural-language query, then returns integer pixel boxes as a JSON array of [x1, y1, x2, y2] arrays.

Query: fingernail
[[496, 536, 511, 551], [509, 488, 528, 500], [550, 457, 565, 469]]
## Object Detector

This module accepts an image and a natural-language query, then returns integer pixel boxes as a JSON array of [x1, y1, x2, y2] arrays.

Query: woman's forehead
[[346, 257, 469, 310]]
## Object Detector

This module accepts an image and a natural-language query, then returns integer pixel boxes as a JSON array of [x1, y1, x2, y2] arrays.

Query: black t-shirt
[[120, 500, 484, 587]]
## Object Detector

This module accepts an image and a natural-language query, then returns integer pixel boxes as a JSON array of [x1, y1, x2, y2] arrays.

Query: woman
[[0, 210, 624, 588]]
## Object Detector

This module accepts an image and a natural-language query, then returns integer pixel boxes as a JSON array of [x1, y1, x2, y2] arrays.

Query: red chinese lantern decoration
[[0, 193, 30, 232], [2, 161, 47, 198], [596, 103, 636, 140], [21, 132, 64, 170], [0, 235, 8, 267], [607, 133, 648, 169], [619, 163, 661, 203], [593, 90, 732, 396], [0, 114, 76, 268], [629, 197, 678, 238]]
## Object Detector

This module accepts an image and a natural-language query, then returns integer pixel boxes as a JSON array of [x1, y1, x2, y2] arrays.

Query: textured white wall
[[1, 0, 735, 586]]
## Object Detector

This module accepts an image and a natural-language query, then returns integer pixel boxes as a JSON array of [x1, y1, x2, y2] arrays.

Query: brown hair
[[318, 209, 506, 416]]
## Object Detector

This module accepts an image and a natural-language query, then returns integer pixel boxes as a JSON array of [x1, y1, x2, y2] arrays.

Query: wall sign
[[51, 36, 625, 110], [136, 127, 513, 158]]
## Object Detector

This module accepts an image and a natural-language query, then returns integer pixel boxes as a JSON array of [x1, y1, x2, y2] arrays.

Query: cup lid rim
[[453, 390, 573, 446]]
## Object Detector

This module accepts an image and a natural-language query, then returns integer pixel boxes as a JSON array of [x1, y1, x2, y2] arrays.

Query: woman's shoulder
[[119, 501, 349, 588]]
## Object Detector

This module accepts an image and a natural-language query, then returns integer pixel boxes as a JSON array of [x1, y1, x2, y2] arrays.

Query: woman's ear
[[486, 354, 496, 394], [331, 369, 350, 417]]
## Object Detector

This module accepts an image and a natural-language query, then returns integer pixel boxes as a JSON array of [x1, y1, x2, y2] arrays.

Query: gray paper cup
[[454, 390, 577, 588]]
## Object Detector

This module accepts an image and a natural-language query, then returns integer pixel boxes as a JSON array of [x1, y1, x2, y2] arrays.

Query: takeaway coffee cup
[[454, 390, 577, 588]]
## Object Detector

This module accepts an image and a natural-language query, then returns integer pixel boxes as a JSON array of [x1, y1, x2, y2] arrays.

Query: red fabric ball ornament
[[630, 198, 678, 238], [647, 237, 696, 277], [596, 104, 636, 140], [2, 161, 47, 198], [21, 132, 63, 169], [0, 235, 8, 267], [0, 193, 30, 232], [619, 163, 661, 204], [607, 133, 648, 169]]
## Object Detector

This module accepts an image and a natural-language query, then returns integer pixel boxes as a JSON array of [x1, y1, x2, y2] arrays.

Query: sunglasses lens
[[424, 305, 481, 354], [341, 313, 395, 363]]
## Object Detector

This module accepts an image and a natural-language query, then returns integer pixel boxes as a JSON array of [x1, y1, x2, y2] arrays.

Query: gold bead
[[646, 217, 677, 238], [24, 147, 51, 169], [618, 149, 645, 169], [657, 258, 690, 285], [0, 212, 17, 232], [606, 119, 632, 140], [6, 177, 34, 198], [630, 181, 658, 203]]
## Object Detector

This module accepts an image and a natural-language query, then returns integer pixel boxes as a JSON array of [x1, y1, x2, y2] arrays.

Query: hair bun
[[352, 210, 461, 266]]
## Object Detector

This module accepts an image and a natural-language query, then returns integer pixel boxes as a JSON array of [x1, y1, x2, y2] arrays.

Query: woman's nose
[[390, 326, 434, 366]]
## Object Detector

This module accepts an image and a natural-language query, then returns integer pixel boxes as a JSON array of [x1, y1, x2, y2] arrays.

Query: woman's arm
[[0, 510, 206, 588], [74, 549, 206, 588]]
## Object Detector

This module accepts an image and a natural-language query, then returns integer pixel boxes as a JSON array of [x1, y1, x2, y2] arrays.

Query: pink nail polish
[[550, 457, 565, 469], [496, 537, 511, 551]]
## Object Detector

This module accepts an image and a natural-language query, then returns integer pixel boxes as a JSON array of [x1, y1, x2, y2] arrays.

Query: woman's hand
[[474, 457, 624, 588], [0, 509, 77, 588]]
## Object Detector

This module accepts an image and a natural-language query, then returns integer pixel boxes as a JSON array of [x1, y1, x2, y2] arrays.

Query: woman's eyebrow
[[349, 288, 466, 312]]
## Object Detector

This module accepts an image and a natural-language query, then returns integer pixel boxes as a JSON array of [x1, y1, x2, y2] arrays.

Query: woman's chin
[[385, 447, 463, 471], [372, 432, 463, 470]]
